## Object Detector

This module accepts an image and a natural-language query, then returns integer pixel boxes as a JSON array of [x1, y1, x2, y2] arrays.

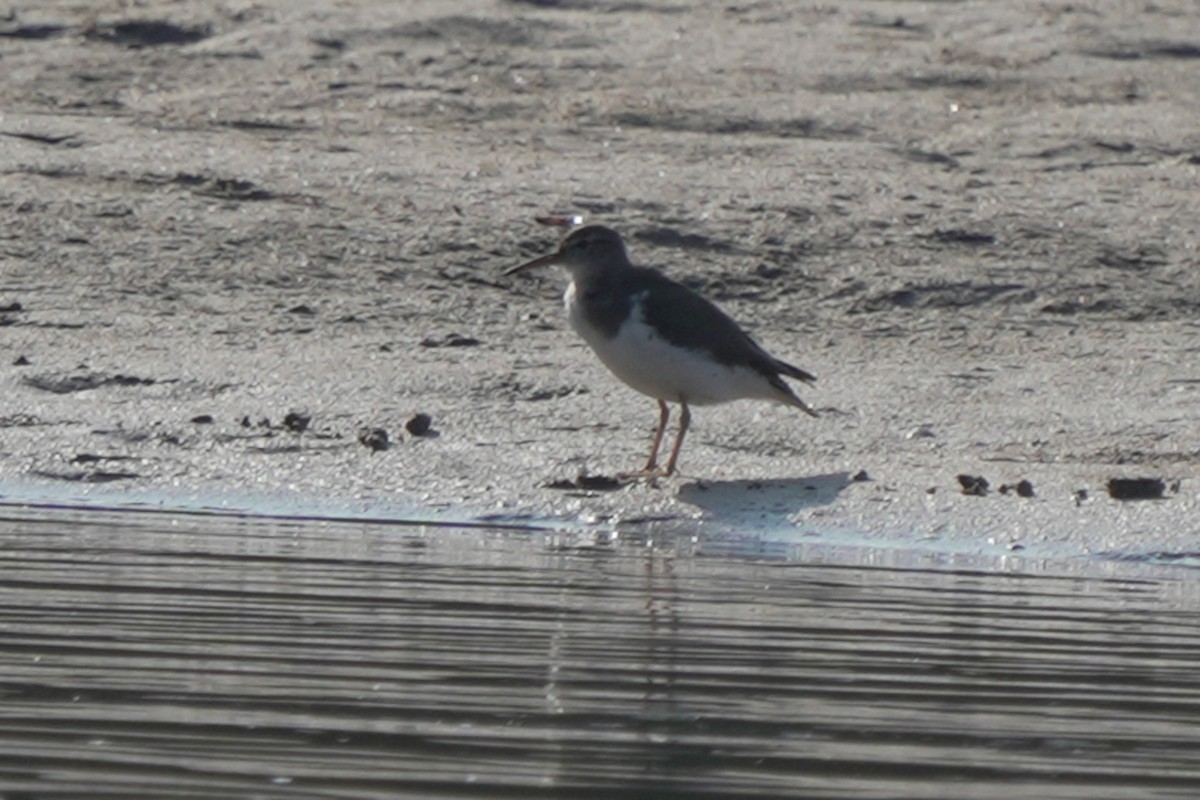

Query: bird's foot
[[616, 465, 674, 482]]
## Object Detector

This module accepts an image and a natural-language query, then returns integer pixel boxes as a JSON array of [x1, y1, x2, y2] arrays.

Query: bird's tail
[[767, 370, 818, 418], [775, 358, 816, 385]]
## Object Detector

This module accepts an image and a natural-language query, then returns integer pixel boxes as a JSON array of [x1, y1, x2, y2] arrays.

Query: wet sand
[[2, 0, 1199, 560]]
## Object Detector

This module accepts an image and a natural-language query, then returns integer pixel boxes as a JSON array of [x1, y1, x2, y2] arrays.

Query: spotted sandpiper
[[507, 225, 817, 477]]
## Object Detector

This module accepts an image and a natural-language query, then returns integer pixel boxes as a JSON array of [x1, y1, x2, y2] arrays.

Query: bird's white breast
[[565, 283, 781, 406]]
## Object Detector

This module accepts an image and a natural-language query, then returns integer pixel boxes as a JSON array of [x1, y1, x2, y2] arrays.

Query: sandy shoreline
[[2, 0, 1198, 564]]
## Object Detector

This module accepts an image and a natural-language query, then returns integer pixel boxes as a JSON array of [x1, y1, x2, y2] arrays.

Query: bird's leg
[[619, 400, 670, 479], [663, 400, 691, 476], [644, 399, 671, 472]]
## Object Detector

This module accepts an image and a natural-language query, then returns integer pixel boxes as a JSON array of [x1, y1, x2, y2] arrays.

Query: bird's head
[[506, 225, 631, 281]]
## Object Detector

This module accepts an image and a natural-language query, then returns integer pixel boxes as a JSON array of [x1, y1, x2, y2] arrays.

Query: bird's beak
[[504, 251, 561, 276]]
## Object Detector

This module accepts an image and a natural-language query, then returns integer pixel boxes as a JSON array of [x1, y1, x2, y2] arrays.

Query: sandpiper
[[507, 225, 817, 477]]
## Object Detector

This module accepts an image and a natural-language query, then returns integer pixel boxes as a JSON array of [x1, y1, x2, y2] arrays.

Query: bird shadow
[[675, 471, 854, 528]]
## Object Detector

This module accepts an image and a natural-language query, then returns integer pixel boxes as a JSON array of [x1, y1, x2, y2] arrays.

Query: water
[[0, 506, 1198, 799]]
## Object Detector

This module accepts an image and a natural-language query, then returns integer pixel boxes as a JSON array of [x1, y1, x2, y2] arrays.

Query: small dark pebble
[[240, 415, 252, 428], [1074, 489, 1089, 506], [283, 412, 311, 433], [852, 469, 870, 482], [288, 304, 316, 316], [12, 355, 30, 366], [0, 302, 23, 313], [191, 414, 215, 425], [1106, 477, 1166, 501], [405, 412, 432, 436], [956, 474, 989, 496], [357, 427, 390, 452], [998, 480, 1034, 497]]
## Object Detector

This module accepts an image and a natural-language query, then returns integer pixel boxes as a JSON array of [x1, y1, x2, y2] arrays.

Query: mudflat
[[2, 1, 1197, 560]]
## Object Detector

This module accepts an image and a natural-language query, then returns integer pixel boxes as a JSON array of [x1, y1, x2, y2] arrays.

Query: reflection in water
[[0, 507, 1197, 798]]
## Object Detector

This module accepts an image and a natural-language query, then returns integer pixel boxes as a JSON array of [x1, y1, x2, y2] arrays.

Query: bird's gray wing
[[635, 271, 809, 381]]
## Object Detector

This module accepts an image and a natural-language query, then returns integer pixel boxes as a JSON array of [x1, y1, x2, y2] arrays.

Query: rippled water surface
[[1, 506, 1198, 799]]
